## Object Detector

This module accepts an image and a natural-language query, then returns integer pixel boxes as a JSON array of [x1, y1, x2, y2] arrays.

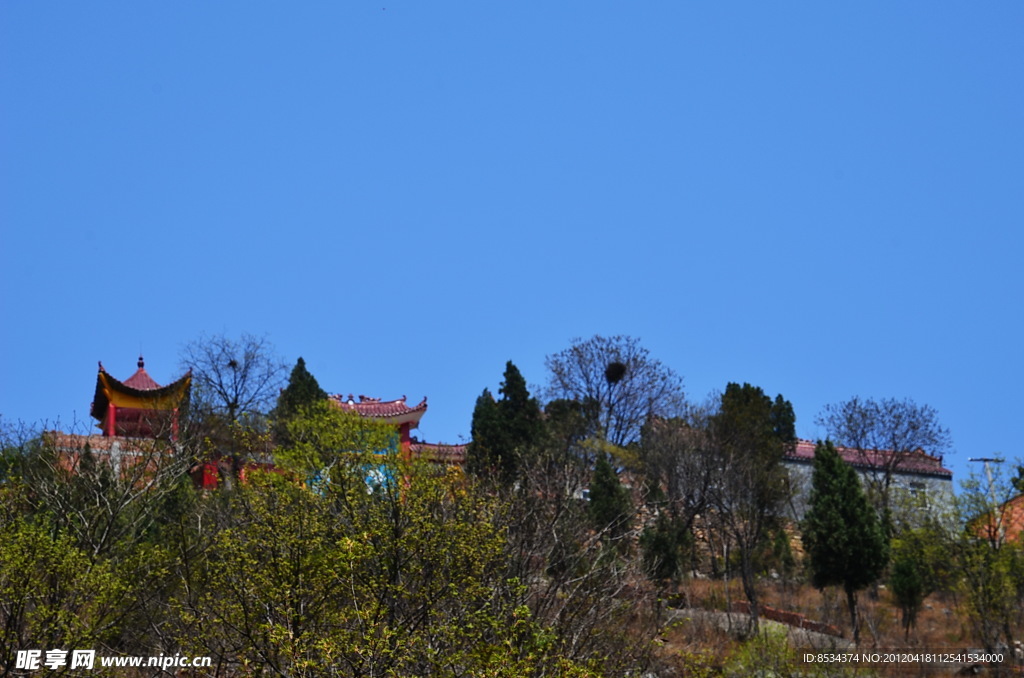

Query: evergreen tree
[[497, 361, 543, 456], [467, 388, 503, 478], [640, 511, 690, 581], [770, 394, 797, 443], [467, 362, 543, 483], [273, 357, 328, 445], [589, 452, 632, 539], [802, 440, 889, 646], [708, 382, 793, 632]]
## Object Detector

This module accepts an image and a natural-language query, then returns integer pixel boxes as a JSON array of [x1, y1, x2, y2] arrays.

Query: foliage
[[174, 462, 606, 676], [889, 555, 925, 638], [954, 464, 1024, 653], [467, 362, 544, 483], [589, 452, 632, 540], [802, 440, 889, 646], [640, 510, 691, 581], [0, 513, 132, 667], [887, 506, 956, 638], [707, 383, 794, 633], [273, 399, 397, 476], [272, 357, 328, 445], [544, 335, 685, 446]]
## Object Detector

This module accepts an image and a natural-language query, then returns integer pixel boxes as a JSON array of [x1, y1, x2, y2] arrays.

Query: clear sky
[[2, 3, 1022, 489]]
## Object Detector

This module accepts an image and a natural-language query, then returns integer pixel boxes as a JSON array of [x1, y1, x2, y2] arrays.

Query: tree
[[816, 397, 951, 516], [273, 357, 328, 446], [180, 332, 287, 424], [589, 452, 632, 540], [954, 462, 1024, 653], [544, 335, 685, 447], [707, 383, 794, 634], [802, 441, 889, 646], [180, 333, 287, 487], [467, 362, 543, 483]]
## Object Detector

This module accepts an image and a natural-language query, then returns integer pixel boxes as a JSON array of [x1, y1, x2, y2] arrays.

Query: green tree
[[889, 555, 926, 639], [589, 452, 632, 540], [708, 383, 793, 633], [802, 440, 889, 646], [274, 399, 397, 476], [640, 511, 691, 581], [954, 463, 1024, 653], [467, 362, 543, 483], [273, 357, 327, 445]]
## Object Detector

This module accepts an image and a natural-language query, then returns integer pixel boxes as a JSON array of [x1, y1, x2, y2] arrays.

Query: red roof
[[785, 439, 952, 478], [410, 440, 467, 465], [329, 394, 428, 425], [122, 356, 162, 390]]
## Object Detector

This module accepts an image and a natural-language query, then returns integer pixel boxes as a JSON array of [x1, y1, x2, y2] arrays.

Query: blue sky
[[2, 3, 1021, 489]]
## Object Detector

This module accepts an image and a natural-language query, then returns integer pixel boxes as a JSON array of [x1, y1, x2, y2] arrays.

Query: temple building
[[328, 393, 466, 464], [90, 356, 192, 439], [46, 357, 192, 479]]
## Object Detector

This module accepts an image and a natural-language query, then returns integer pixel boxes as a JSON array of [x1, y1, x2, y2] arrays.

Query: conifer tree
[[467, 362, 543, 483], [467, 388, 502, 478], [589, 452, 632, 539], [273, 357, 328, 445], [802, 440, 889, 646]]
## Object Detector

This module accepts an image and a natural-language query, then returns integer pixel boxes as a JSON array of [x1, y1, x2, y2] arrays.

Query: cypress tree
[[467, 362, 543, 484], [273, 358, 328, 444], [802, 440, 889, 646], [589, 452, 632, 539], [468, 388, 503, 479]]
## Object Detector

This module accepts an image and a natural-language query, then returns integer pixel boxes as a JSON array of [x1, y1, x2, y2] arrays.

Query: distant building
[[972, 494, 1024, 545], [47, 356, 191, 480], [90, 356, 191, 439], [328, 393, 466, 464], [784, 439, 953, 519]]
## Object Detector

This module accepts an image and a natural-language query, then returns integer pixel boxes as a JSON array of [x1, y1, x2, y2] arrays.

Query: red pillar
[[400, 423, 411, 461], [107, 402, 116, 437]]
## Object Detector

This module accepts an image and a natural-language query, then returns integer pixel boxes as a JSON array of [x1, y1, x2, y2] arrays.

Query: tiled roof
[[122, 356, 162, 390], [785, 439, 952, 478], [90, 360, 192, 423], [329, 394, 428, 420], [410, 441, 467, 465]]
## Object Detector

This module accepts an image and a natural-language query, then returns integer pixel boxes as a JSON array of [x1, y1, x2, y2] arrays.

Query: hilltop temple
[[328, 393, 466, 464], [91, 356, 192, 439], [53, 356, 466, 488]]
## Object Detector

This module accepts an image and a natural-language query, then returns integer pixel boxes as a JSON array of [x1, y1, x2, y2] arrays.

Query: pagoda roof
[[328, 393, 428, 427], [784, 439, 952, 478], [90, 357, 192, 422], [123, 356, 162, 390]]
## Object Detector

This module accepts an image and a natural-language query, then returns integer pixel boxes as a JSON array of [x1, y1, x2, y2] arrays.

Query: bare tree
[[640, 404, 716, 537], [816, 396, 952, 515], [544, 335, 685, 447], [180, 333, 287, 423], [180, 334, 286, 487]]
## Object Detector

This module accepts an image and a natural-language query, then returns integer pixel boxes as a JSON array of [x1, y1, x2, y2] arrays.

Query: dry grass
[[653, 577, 1018, 677]]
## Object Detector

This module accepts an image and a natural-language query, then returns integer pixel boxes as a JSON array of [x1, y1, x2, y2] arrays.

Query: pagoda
[[90, 356, 192, 439]]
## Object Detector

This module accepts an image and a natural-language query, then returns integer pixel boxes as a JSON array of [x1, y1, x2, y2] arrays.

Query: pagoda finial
[[138, 355, 145, 369]]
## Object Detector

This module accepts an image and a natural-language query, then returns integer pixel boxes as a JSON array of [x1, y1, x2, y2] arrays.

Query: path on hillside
[[664, 608, 854, 650]]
